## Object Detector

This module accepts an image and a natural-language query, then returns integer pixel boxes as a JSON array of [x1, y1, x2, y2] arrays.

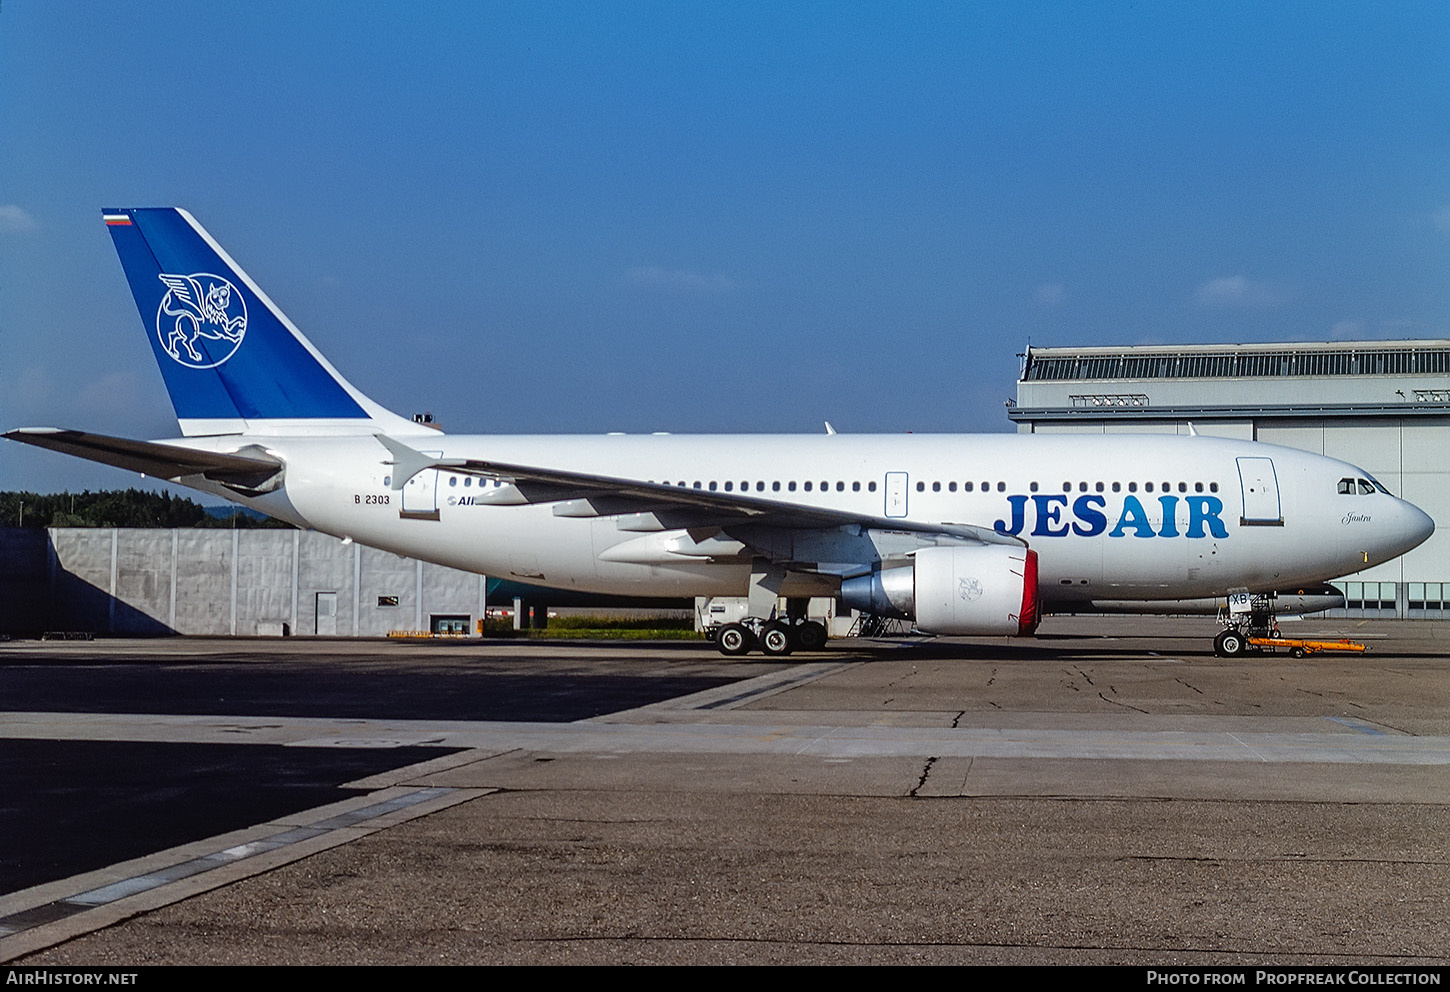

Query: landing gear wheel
[[760, 621, 794, 656], [1214, 629, 1246, 657], [716, 623, 755, 657], [794, 620, 828, 652]]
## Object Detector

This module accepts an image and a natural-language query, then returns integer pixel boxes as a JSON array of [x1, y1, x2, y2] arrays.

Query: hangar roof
[[1012, 340, 1450, 422], [1022, 341, 1450, 383]]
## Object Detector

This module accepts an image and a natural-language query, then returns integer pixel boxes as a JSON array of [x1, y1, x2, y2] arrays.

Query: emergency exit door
[[884, 472, 909, 518]]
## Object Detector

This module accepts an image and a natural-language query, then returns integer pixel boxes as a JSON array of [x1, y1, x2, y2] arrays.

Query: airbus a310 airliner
[[5, 209, 1434, 656]]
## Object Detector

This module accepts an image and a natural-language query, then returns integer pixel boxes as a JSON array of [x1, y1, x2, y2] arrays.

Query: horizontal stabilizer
[[4, 428, 284, 493]]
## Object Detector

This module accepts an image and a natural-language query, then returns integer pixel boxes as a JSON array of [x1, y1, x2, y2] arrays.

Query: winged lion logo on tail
[[156, 272, 248, 368]]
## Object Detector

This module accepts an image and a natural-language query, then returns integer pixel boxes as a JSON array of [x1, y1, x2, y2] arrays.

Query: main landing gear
[[705, 564, 830, 657], [710, 617, 829, 657]]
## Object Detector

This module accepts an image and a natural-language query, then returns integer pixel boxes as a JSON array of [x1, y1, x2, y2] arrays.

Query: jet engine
[[840, 545, 1040, 636]]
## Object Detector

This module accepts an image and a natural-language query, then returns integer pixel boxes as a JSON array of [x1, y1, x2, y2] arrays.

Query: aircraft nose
[[1401, 500, 1435, 550]]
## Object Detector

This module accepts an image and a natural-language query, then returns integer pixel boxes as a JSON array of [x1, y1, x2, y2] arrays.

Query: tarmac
[[2, 615, 1449, 965]]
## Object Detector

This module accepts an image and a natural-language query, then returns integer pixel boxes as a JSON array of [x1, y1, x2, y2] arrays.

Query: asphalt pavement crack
[[910, 756, 938, 797]]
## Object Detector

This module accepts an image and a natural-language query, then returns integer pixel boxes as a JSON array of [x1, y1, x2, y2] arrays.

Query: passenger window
[[1195, 482, 1203, 493], [1112, 482, 1120, 492], [449, 476, 457, 487], [1145, 482, 1154, 492], [852, 481, 861, 492], [1178, 482, 1187, 493], [965, 482, 974, 492], [916, 482, 925, 492], [948, 481, 957, 492], [1095, 482, 1104, 492], [932, 482, 941, 492], [1062, 482, 1071, 492], [724, 481, 733, 491], [709, 481, 717, 491], [756, 481, 765, 492], [1210, 482, 1218, 492], [868, 481, 877, 492], [804, 481, 813, 492], [1128, 482, 1137, 492], [788, 482, 796, 492], [836, 481, 845, 491], [1079, 482, 1087, 492], [997, 482, 1005, 492], [1029, 482, 1038, 492]]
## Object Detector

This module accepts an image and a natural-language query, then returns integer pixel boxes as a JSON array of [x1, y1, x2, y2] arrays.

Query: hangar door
[[1236, 457, 1282, 526]]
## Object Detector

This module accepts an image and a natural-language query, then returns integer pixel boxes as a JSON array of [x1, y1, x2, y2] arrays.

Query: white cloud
[[1194, 275, 1290, 309], [1033, 282, 1065, 308], [626, 265, 735, 292], [0, 204, 37, 233]]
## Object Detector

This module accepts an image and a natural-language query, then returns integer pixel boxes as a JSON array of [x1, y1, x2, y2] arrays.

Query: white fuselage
[[187, 431, 1432, 605]]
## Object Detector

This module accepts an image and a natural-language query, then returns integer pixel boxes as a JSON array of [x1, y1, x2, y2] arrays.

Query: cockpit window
[[1339, 476, 1390, 496]]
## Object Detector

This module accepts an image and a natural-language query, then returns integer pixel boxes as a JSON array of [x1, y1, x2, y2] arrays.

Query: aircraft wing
[[4, 428, 284, 492], [376, 434, 1023, 551]]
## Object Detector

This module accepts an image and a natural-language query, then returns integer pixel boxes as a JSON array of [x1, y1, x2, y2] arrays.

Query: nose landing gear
[[1213, 594, 1277, 656]]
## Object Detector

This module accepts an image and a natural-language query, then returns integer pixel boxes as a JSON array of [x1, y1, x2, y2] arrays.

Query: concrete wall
[[1, 528, 488, 637]]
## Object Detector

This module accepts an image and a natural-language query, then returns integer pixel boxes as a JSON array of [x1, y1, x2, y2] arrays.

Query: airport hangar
[[1011, 339, 1450, 619], [3, 337, 1447, 637]]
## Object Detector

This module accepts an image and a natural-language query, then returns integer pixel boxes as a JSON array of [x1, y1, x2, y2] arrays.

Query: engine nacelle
[[840, 545, 1040, 636]]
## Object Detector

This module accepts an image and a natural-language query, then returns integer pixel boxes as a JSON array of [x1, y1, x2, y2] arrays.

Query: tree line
[[0, 490, 293, 529]]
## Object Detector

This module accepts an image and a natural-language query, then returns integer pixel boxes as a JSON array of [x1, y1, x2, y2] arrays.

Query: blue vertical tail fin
[[104, 207, 416, 436]]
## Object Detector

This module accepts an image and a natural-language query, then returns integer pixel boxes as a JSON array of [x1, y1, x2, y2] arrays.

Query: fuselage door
[[401, 452, 443, 520], [885, 472, 908, 518], [1236, 456, 1282, 526]]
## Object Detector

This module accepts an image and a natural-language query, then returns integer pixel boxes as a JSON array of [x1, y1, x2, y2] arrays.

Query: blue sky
[[2, 2, 1447, 494]]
